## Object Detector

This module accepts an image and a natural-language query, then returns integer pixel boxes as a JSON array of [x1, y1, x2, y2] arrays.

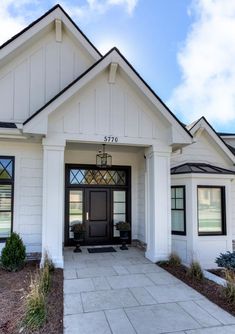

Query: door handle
[[86, 212, 89, 221]]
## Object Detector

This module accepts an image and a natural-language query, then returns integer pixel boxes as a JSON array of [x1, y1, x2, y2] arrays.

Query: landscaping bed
[[159, 262, 235, 317], [209, 269, 235, 283], [0, 261, 63, 334]]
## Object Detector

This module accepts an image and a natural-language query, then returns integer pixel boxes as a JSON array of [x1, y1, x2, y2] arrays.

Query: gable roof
[[171, 162, 235, 175], [0, 4, 101, 62], [23, 46, 192, 143], [188, 116, 235, 163]]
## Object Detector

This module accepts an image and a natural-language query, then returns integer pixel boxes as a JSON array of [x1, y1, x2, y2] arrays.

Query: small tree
[[1, 232, 26, 271]]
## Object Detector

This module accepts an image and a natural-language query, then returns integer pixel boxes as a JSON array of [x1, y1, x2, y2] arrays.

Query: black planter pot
[[119, 230, 130, 250], [73, 232, 85, 253]]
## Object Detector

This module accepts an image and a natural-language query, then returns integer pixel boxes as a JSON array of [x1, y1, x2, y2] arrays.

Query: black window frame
[[197, 185, 226, 236], [0, 156, 14, 242], [171, 185, 186, 235]]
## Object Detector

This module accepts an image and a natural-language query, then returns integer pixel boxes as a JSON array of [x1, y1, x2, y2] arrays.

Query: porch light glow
[[96, 144, 112, 168]]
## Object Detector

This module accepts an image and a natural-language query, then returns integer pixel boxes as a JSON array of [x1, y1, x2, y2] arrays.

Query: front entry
[[85, 188, 110, 243], [65, 165, 131, 246]]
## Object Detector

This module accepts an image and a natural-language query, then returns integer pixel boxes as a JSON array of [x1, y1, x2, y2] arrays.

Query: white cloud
[[0, 0, 42, 45], [0, 0, 138, 46], [169, 0, 235, 125], [62, 0, 138, 21]]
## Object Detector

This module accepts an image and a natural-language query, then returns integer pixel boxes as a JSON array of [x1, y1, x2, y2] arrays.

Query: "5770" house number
[[104, 136, 118, 143]]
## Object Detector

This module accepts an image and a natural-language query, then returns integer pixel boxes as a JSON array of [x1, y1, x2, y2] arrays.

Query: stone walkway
[[64, 246, 235, 334]]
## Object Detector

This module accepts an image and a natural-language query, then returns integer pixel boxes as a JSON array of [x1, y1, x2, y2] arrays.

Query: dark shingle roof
[[171, 163, 235, 175]]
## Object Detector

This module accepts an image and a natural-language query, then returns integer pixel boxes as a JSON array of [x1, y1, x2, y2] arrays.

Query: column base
[[145, 250, 169, 263]]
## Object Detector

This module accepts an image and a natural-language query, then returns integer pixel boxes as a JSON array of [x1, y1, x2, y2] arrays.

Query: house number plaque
[[104, 136, 118, 143]]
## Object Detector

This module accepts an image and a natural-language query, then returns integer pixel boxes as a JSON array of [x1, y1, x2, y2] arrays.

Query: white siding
[[0, 30, 94, 122], [48, 71, 170, 143], [0, 141, 43, 253], [171, 131, 233, 169]]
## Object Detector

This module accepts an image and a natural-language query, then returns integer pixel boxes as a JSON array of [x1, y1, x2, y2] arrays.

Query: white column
[[41, 138, 65, 268], [145, 145, 171, 262]]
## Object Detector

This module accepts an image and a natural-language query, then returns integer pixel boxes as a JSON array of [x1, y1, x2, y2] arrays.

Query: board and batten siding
[[48, 70, 170, 143], [0, 142, 43, 254], [0, 29, 94, 123], [171, 130, 233, 169]]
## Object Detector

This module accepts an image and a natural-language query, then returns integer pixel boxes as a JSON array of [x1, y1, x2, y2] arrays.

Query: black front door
[[85, 188, 110, 244], [65, 165, 131, 246]]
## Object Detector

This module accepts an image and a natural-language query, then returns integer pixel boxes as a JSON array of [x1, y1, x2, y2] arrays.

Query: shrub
[[24, 273, 46, 330], [223, 270, 235, 304], [1, 232, 26, 271], [215, 251, 235, 271], [169, 253, 181, 266], [187, 261, 204, 281]]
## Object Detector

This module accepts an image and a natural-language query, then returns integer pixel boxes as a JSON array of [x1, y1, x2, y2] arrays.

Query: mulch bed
[[0, 261, 63, 334], [159, 262, 235, 317]]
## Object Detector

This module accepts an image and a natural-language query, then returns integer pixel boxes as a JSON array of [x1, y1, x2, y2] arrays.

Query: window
[[69, 169, 126, 186], [113, 190, 126, 237], [198, 186, 226, 235], [0, 157, 14, 240], [171, 186, 186, 235]]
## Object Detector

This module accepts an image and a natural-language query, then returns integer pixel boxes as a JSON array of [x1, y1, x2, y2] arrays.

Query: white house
[[0, 4, 234, 268]]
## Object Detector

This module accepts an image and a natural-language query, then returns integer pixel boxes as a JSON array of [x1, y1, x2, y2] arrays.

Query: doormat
[[87, 247, 117, 253]]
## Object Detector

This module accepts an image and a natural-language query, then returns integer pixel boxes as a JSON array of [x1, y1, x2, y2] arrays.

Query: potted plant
[[71, 222, 85, 253], [116, 222, 130, 250]]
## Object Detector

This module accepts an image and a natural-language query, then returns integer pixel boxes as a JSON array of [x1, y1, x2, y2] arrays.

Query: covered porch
[[41, 139, 172, 267]]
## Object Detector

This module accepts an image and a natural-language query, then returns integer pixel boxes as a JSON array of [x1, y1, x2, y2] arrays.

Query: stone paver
[[125, 303, 201, 333], [63, 246, 235, 334]]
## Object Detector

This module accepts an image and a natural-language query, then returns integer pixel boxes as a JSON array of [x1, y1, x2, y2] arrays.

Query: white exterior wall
[[171, 174, 234, 269], [0, 29, 94, 122], [0, 141, 43, 254], [172, 131, 233, 168]]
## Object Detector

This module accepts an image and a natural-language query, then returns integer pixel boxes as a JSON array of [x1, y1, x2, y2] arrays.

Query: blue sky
[[1, 0, 235, 132]]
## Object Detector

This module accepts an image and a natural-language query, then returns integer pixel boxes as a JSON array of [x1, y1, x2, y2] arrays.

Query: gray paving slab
[[146, 271, 182, 285], [178, 300, 221, 327], [146, 283, 202, 303], [76, 266, 117, 278], [125, 303, 201, 334], [64, 293, 83, 315], [185, 325, 235, 333], [127, 263, 164, 274], [129, 287, 157, 305], [194, 299, 235, 325], [112, 265, 129, 274], [63, 247, 235, 334], [81, 288, 139, 312], [105, 309, 136, 334], [64, 269, 77, 280], [92, 276, 111, 290], [106, 273, 154, 289], [64, 278, 94, 294], [64, 311, 111, 334]]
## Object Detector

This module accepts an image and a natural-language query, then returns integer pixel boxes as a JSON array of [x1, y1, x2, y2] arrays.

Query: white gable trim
[[23, 48, 192, 146], [0, 5, 101, 63], [189, 117, 235, 164]]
